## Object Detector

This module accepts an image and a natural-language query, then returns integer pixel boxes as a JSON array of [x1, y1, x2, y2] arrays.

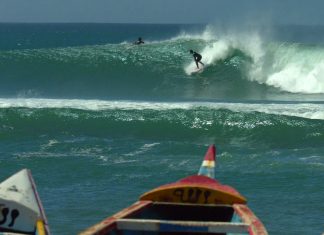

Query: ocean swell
[[1, 26, 324, 100]]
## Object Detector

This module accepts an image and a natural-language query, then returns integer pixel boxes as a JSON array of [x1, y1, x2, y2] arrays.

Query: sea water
[[0, 23, 323, 234]]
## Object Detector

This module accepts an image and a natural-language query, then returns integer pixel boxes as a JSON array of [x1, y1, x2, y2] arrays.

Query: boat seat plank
[[117, 218, 249, 233]]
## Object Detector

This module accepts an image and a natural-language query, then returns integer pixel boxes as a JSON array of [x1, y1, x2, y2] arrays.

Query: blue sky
[[0, 0, 323, 25]]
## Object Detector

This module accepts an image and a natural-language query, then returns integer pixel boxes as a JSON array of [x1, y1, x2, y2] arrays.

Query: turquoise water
[[0, 23, 324, 234]]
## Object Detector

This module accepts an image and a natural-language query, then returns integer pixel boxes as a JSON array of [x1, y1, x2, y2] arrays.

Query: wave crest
[[2, 25, 324, 98]]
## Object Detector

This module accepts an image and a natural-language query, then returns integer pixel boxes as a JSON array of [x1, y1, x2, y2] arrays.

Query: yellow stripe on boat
[[201, 160, 215, 168], [36, 219, 46, 235]]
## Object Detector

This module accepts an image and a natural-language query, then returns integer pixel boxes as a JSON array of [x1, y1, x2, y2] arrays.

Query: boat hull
[[79, 145, 267, 235], [79, 201, 267, 235]]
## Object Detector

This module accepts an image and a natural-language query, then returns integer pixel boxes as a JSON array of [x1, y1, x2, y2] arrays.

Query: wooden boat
[[80, 145, 268, 235], [0, 169, 50, 235]]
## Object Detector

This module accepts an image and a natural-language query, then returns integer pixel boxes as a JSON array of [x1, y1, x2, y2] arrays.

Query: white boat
[[0, 169, 50, 235]]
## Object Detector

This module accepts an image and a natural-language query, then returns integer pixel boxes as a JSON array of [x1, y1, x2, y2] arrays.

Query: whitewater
[[1, 98, 324, 120]]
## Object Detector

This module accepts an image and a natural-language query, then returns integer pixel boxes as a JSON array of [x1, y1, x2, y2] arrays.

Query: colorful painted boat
[[80, 145, 268, 235], [0, 169, 50, 235]]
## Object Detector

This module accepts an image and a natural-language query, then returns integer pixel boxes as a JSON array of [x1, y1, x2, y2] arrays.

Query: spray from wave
[[258, 43, 324, 93], [182, 25, 324, 94]]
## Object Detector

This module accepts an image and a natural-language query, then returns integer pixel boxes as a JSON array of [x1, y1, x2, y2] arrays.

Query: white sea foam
[[123, 143, 160, 157], [1, 98, 324, 120], [263, 45, 324, 93]]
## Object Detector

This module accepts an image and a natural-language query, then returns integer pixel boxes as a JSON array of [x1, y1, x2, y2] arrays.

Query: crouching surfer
[[190, 50, 204, 69]]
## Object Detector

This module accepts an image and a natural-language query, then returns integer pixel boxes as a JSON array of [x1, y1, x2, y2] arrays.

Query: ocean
[[0, 23, 323, 235]]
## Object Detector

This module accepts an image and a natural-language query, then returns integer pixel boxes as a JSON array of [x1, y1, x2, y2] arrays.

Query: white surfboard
[[189, 66, 204, 75]]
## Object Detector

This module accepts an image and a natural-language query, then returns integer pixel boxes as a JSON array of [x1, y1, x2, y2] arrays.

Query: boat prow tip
[[204, 144, 216, 161]]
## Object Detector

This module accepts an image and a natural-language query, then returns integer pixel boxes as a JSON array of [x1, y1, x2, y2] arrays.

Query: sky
[[0, 0, 324, 25]]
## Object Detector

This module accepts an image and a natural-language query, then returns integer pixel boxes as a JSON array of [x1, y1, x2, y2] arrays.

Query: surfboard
[[190, 66, 204, 75]]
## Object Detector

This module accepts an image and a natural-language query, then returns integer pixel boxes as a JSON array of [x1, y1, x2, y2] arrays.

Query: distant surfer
[[134, 37, 144, 45], [190, 50, 204, 69]]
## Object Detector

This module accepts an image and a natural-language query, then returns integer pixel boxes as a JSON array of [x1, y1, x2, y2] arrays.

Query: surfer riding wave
[[190, 50, 204, 69]]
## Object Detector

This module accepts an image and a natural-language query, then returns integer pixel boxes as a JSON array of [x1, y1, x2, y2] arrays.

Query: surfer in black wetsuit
[[134, 37, 144, 45], [190, 50, 204, 69]]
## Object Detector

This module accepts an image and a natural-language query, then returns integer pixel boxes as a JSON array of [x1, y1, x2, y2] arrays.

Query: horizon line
[[0, 22, 324, 27]]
